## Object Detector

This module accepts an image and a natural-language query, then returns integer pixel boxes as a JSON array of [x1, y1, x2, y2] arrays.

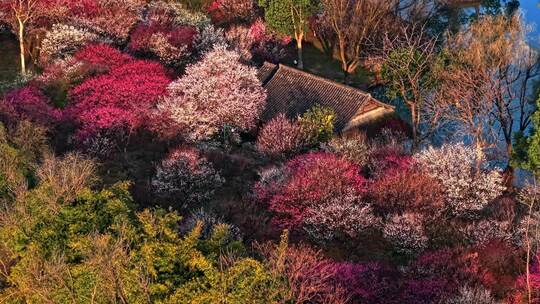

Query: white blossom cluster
[[155, 45, 266, 141], [152, 147, 225, 207], [444, 286, 500, 304], [414, 143, 505, 218], [194, 25, 228, 56], [81, 131, 116, 158], [40, 24, 111, 63], [257, 165, 288, 187], [303, 192, 379, 242], [147, 1, 210, 28], [459, 219, 512, 246], [35, 57, 87, 86], [382, 213, 428, 255]]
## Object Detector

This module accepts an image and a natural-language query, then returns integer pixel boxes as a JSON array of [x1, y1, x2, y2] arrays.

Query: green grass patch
[[284, 42, 371, 89]]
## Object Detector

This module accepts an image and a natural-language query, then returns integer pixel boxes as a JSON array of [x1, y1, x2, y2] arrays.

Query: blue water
[[521, 1, 540, 46]]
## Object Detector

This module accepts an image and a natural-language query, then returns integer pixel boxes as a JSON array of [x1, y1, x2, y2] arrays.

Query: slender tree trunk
[[504, 142, 515, 189], [475, 139, 484, 172], [410, 104, 418, 149], [18, 19, 26, 75], [338, 38, 350, 84], [296, 34, 304, 70]]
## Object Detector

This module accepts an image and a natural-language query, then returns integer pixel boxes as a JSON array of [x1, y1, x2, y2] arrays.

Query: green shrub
[[299, 105, 335, 146]]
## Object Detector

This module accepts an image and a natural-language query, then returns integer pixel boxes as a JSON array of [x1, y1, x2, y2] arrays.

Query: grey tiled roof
[[257, 62, 278, 85], [257, 63, 393, 132]]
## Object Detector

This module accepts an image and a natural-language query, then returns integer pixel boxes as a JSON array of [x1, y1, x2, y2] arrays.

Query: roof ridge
[[275, 63, 394, 110], [276, 64, 372, 98]]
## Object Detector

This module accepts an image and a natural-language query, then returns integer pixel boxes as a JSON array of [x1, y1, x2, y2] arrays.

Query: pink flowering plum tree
[[331, 262, 400, 304], [225, 24, 257, 62], [152, 146, 225, 208], [128, 23, 198, 67], [206, 0, 255, 26], [400, 249, 469, 303], [65, 0, 145, 41], [67, 51, 171, 142], [367, 145, 412, 177], [256, 114, 305, 157], [154, 45, 266, 141], [255, 152, 377, 240], [226, 19, 291, 64]]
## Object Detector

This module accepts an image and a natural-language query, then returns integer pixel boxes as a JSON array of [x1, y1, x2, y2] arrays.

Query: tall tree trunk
[[410, 104, 418, 149], [504, 141, 515, 190], [338, 38, 350, 84], [18, 19, 26, 75], [296, 34, 304, 70], [475, 139, 484, 172]]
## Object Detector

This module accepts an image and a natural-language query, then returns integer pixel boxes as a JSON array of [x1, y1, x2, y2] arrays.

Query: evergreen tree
[[513, 94, 540, 178]]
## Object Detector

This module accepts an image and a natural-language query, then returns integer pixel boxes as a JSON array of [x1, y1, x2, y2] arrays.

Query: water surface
[[521, 1, 540, 46]]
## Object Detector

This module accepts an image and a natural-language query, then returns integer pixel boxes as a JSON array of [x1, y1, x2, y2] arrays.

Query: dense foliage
[[514, 95, 540, 178], [1, 0, 539, 303], [68, 47, 172, 141]]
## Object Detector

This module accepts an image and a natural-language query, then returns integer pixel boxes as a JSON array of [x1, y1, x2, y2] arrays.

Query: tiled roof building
[[257, 62, 394, 133]]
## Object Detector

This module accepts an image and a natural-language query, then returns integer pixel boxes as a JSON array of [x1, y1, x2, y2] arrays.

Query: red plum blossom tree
[[0, 86, 61, 126], [65, 0, 145, 41], [67, 48, 171, 141]]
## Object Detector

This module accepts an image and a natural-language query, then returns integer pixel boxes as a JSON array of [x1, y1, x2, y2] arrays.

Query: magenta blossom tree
[[67, 48, 171, 141], [0, 86, 61, 126]]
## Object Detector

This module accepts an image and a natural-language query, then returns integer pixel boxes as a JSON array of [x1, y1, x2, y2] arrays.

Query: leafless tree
[[432, 61, 498, 167], [309, 12, 336, 58], [381, 23, 438, 148], [432, 13, 540, 174], [320, 0, 396, 84]]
